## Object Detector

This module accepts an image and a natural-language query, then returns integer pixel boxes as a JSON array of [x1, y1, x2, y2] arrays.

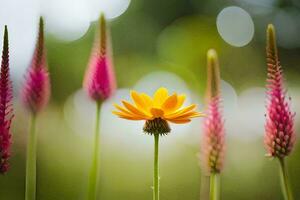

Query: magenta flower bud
[[21, 17, 50, 114], [264, 24, 296, 158], [83, 14, 116, 101], [0, 26, 14, 173], [202, 49, 225, 174]]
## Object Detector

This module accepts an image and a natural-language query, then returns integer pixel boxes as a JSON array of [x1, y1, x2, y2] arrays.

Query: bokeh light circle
[[89, 0, 131, 20], [216, 6, 254, 47], [41, 0, 131, 41], [220, 80, 238, 120], [134, 71, 192, 103], [226, 87, 265, 141], [41, 0, 92, 41]]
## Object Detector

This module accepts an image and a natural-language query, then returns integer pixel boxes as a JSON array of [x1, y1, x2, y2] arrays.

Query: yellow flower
[[113, 87, 204, 125], [113, 87, 204, 199]]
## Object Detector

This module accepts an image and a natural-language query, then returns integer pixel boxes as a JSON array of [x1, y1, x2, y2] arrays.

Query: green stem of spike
[[25, 115, 37, 200], [87, 101, 101, 200], [209, 173, 220, 200], [278, 158, 294, 200]]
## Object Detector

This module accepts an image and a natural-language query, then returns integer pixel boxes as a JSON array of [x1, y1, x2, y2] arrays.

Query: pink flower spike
[[83, 13, 116, 101], [202, 49, 225, 174], [264, 24, 296, 158], [0, 26, 14, 174], [21, 17, 50, 114]]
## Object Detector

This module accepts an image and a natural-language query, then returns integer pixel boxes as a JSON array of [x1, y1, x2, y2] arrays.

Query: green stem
[[209, 173, 220, 200], [153, 134, 159, 200], [278, 158, 294, 200], [88, 101, 101, 200], [25, 115, 37, 200]]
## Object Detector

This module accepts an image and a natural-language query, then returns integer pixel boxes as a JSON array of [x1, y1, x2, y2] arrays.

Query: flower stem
[[278, 158, 294, 200], [25, 114, 37, 200], [88, 101, 101, 200], [153, 134, 159, 200], [209, 173, 220, 200]]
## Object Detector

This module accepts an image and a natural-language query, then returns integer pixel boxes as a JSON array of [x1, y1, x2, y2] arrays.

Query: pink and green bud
[[264, 24, 296, 158], [202, 49, 225, 174], [0, 26, 14, 173], [21, 17, 50, 114], [83, 14, 116, 101]]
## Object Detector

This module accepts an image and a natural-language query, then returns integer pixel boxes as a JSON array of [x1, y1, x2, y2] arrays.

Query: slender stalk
[[278, 158, 294, 200], [209, 173, 220, 200], [25, 115, 37, 200], [153, 134, 159, 200], [88, 101, 101, 200]]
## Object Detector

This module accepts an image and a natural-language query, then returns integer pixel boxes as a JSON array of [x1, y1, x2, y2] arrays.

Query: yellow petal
[[168, 111, 204, 120], [164, 104, 197, 118], [122, 100, 150, 119], [140, 93, 153, 107], [153, 87, 168, 107], [119, 116, 142, 120], [174, 95, 186, 110], [130, 91, 149, 113], [114, 104, 145, 119], [114, 104, 133, 115], [150, 108, 164, 118], [188, 112, 205, 118], [112, 111, 144, 120], [161, 94, 178, 113], [168, 118, 191, 124]]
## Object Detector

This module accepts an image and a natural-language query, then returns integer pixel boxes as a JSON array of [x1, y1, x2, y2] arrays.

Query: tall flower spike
[[21, 17, 50, 114], [202, 49, 225, 174], [0, 26, 13, 173], [83, 13, 116, 101], [85, 14, 117, 200], [264, 24, 296, 158]]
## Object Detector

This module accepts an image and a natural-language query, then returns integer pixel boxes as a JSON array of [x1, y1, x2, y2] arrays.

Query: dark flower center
[[143, 118, 171, 136]]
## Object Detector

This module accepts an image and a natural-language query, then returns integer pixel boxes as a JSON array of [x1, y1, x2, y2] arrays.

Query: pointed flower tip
[[3, 26, 8, 48], [21, 19, 50, 113], [206, 49, 220, 100], [266, 24, 277, 54], [4, 25, 7, 35], [38, 17, 44, 41], [207, 49, 217, 61], [2, 26, 9, 65], [39, 17, 44, 31], [39, 16, 44, 23], [267, 24, 275, 35], [99, 13, 107, 52], [100, 13, 106, 22], [99, 13, 106, 32]]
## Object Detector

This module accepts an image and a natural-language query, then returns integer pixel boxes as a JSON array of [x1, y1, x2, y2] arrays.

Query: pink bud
[[202, 49, 225, 174], [21, 17, 50, 114], [83, 14, 116, 101], [264, 24, 295, 158], [0, 26, 14, 173]]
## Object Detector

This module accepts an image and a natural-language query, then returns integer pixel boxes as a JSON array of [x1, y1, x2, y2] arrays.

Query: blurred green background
[[1, 0, 300, 199]]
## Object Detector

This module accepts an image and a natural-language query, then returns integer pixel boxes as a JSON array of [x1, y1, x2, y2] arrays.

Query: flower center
[[143, 118, 171, 136]]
